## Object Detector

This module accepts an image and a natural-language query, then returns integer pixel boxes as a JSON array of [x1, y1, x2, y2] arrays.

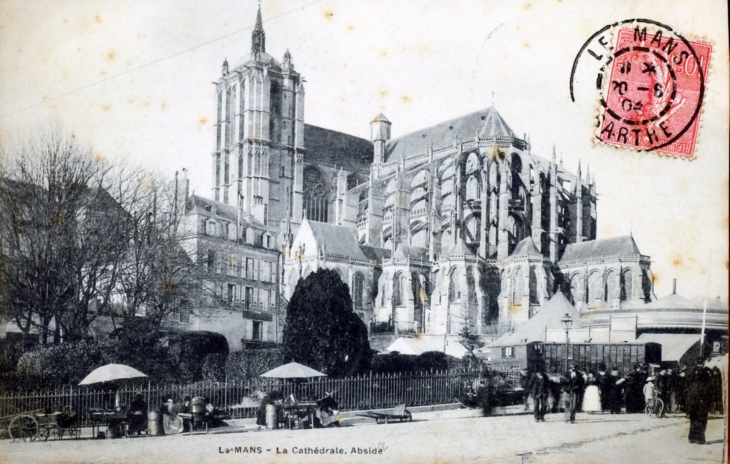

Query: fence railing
[[0, 370, 484, 427]]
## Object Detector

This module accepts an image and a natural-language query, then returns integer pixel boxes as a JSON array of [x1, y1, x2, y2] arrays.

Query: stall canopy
[[486, 292, 582, 348], [385, 337, 467, 359], [634, 333, 701, 363]]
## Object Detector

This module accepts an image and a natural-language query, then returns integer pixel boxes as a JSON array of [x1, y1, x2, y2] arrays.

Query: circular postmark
[[570, 19, 711, 157]]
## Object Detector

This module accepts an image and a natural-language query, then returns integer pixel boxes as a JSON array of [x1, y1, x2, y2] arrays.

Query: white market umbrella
[[260, 362, 327, 379], [78, 363, 148, 386]]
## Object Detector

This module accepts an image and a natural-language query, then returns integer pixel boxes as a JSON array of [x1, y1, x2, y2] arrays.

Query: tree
[[0, 125, 209, 344], [282, 268, 371, 377], [0, 127, 128, 343]]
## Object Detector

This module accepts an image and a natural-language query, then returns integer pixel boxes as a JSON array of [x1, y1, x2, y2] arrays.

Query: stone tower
[[210, 6, 305, 229]]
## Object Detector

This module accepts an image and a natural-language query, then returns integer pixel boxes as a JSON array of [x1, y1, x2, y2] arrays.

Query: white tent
[[385, 337, 468, 359]]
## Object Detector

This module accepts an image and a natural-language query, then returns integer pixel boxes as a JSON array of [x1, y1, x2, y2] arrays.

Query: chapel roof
[[511, 236, 542, 257], [305, 219, 368, 260], [559, 236, 642, 263]]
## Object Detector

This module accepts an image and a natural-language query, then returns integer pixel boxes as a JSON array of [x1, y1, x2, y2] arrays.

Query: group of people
[[524, 359, 723, 444]]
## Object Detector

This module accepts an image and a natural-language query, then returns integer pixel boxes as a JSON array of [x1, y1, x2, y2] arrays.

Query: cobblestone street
[[0, 410, 725, 463]]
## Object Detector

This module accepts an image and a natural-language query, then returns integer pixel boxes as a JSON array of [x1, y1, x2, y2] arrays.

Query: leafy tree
[[282, 268, 371, 377]]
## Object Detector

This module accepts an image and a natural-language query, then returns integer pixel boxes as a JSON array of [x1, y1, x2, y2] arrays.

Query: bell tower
[[210, 5, 305, 232]]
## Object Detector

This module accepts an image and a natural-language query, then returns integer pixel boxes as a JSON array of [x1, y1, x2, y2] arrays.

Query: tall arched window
[[393, 273, 405, 306], [303, 166, 330, 223], [529, 267, 538, 304], [621, 269, 633, 301], [353, 272, 365, 309], [466, 175, 479, 201], [513, 267, 524, 303]]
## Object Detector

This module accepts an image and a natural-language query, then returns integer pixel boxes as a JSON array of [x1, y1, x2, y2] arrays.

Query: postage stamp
[[595, 24, 712, 158]]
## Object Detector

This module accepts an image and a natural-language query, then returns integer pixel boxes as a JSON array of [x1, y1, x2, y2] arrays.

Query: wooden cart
[[3, 409, 80, 442]]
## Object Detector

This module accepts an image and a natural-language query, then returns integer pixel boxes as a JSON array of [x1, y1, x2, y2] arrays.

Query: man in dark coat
[[606, 368, 624, 414], [656, 369, 670, 417], [624, 364, 646, 413], [529, 367, 550, 422], [596, 363, 609, 412], [564, 364, 585, 423], [685, 359, 712, 444]]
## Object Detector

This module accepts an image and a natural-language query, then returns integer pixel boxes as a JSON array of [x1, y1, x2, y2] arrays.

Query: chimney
[[672, 278, 677, 294]]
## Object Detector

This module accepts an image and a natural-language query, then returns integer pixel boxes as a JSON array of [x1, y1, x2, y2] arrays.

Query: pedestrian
[[666, 368, 677, 413], [564, 364, 585, 423], [656, 369, 669, 416], [529, 365, 550, 422], [596, 363, 609, 412], [685, 358, 712, 444], [675, 366, 687, 412], [624, 364, 646, 413], [581, 372, 602, 413], [607, 368, 624, 414], [520, 369, 531, 412], [710, 367, 723, 414], [643, 376, 657, 406], [256, 390, 271, 427]]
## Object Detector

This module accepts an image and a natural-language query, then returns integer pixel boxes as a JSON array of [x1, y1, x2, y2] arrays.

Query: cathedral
[[211, 8, 654, 342]]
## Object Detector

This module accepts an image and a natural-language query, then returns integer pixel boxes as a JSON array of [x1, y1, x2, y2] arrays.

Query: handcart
[[356, 404, 412, 424], [3, 409, 80, 442]]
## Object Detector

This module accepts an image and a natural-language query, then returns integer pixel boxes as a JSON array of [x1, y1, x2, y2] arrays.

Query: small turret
[[222, 58, 229, 76], [371, 113, 391, 178]]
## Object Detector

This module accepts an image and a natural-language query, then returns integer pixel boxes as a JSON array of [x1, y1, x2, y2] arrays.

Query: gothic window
[[448, 271, 457, 302], [206, 219, 218, 236], [353, 272, 365, 309], [512, 267, 524, 304], [529, 267, 538, 305], [621, 269, 633, 301], [466, 268, 477, 305], [570, 274, 583, 306], [466, 175, 479, 201], [510, 153, 523, 199], [606, 270, 618, 302], [393, 273, 406, 306], [303, 166, 330, 223], [465, 152, 479, 174], [225, 86, 233, 147], [587, 271, 602, 302]]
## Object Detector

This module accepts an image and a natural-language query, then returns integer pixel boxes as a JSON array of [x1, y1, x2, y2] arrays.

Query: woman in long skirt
[[582, 372, 602, 413]]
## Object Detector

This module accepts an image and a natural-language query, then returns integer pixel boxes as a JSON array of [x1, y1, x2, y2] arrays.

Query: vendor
[[127, 393, 148, 435], [317, 391, 339, 427]]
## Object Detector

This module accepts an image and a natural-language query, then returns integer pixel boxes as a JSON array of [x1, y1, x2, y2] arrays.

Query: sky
[[0, 0, 727, 301]]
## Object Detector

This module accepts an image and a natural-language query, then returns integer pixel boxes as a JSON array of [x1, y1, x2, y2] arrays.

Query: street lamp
[[561, 313, 573, 373]]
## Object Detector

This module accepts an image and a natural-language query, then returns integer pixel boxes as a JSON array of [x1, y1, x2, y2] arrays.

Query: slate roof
[[359, 245, 391, 261], [305, 220, 368, 260], [511, 237, 542, 257], [559, 236, 641, 263], [187, 195, 263, 227], [386, 337, 467, 358], [634, 333, 701, 362], [384, 106, 516, 162], [393, 244, 429, 261], [304, 124, 373, 174], [488, 292, 581, 348]]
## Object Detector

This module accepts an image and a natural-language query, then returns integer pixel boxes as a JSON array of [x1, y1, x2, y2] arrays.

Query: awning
[[635, 333, 701, 362]]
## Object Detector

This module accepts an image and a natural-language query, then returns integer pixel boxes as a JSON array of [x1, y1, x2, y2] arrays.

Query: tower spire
[[251, 4, 266, 55]]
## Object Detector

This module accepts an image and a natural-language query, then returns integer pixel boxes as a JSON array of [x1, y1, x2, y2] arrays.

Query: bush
[[371, 352, 415, 374], [168, 331, 229, 383], [413, 351, 449, 372], [225, 348, 284, 382], [16, 339, 117, 388], [202, 352, 228, 383]]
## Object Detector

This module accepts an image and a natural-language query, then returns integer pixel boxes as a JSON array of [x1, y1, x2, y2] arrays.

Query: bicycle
[[645, 397, 664, 418]]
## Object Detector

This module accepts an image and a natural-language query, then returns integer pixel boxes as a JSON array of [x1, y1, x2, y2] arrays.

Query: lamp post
[[561, 313, 573, 373]]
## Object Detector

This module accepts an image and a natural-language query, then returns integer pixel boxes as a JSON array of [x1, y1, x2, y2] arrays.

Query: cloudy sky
[[1, 0, 727, 300]]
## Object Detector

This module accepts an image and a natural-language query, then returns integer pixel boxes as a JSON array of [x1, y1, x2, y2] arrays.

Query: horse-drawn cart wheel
[[9, 415, 39, 442]]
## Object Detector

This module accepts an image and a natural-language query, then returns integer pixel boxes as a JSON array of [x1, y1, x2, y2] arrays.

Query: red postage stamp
[[596, 26, 712, 158]]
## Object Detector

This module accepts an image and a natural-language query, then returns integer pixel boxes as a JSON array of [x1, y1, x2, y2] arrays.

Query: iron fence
[[0, 370, 483, 427]]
